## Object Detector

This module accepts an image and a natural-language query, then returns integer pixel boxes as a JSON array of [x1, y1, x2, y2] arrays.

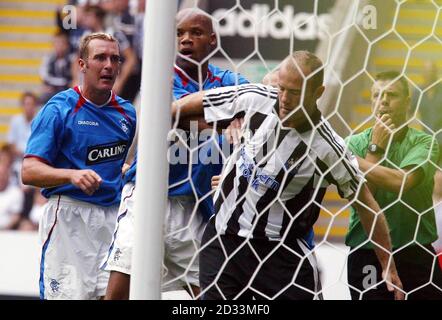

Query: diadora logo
[[212, 4, 331, 40], [119, 118, 129, 133], [78, 120, 99, 126], [86, 141, 128, 165]]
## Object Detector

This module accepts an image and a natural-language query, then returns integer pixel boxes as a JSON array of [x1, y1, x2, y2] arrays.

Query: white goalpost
[[130, 0, 178, 300]]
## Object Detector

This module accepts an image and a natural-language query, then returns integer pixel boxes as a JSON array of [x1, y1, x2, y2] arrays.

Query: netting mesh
[[164, 0, 442, 300]]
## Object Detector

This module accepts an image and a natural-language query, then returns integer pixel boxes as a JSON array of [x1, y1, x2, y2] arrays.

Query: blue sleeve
[[172, 76, 192, 100], [25, 102, 64, 164], [173, 87, 190, 100], [222, 70, 249, 86], [125, 102, 137, 145]]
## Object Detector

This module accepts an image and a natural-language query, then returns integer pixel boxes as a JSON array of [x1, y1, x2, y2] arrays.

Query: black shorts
[[199, 217, 321, 300], [347, 244, 442, 300]]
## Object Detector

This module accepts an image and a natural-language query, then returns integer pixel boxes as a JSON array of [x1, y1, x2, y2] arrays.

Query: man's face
[[277, 62, 322, 128], [176, 13, 216, 68], [371, 80, 409, 126], [79, 39, 121, 93]]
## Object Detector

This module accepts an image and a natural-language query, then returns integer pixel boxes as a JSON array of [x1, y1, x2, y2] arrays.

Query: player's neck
[[282, 106, 322, 132], [81, 86, 112, 106], [183, 62, 209, 83]]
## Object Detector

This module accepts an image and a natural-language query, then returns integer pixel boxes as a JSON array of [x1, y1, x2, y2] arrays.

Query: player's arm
[[173, 84, 254, 133], [124, 119, 138, 168], [22, 157, 102, 196], [172, 91, 225, 132], [122, 162, 131, 176], [357, 159, 423, 193], [172, 91, 205, 120], [328, 134, 403, 299], [357, 126, 436, 194], [357, 113, 424, 193], [351, 184, 404, 300], [175, 114, 213, 132], [173, 87, 212, 132], [173, 93, 230, 135]]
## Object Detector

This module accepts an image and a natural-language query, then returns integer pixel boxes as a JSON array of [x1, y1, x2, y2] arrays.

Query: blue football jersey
[[25, 87, 136, 207], [125, 64, 249, 220], [172, 64, 249, 99], [169, 64, 249, 220]]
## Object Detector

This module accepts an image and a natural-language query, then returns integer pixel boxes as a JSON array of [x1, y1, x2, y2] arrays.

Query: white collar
[[78, 86, 112, 107]]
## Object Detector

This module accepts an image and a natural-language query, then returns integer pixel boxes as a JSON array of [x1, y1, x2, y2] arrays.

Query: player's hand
[[122, 163, 130, 177], [372, 113, 395, 150], [225, 118, 244, 145], [211, 175, 220, 190], [70, 169, 102, 196], [382, 265, 405, 300]]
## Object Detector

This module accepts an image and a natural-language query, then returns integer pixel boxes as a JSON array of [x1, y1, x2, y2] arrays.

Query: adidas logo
[[212, 4, 331, 40]]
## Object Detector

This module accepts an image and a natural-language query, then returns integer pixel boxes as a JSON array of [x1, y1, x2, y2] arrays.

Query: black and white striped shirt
[[203, 84, 364, 241]]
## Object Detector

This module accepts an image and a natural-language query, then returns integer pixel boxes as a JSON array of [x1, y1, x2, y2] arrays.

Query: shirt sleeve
[[323, 129, 365, 199], [345, 133, 368, 159], [173, 79, 191, 100], [399, 134, 439, 182], [222, 70, 250, 85], [127, 102, 137, 145], [24, 102, 64, 165], [202, 84, 277, 125]]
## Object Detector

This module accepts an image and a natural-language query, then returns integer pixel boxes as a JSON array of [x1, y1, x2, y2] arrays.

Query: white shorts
[[103, 183, 206, 291], [39, 195, 118, 300]]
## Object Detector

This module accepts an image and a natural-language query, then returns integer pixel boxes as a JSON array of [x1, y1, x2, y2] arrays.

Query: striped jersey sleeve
[[316, 122, 365, 199], [203, 84, 278, 125]]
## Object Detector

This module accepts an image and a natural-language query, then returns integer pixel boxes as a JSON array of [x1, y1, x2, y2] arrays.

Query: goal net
[[142, 0, 442, 300]]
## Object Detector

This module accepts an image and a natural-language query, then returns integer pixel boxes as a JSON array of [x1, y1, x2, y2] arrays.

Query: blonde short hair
[[79, 32, 119, 60], [283, 50, 324, 91]]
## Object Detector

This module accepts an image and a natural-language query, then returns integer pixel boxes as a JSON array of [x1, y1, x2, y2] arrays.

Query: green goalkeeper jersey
[[345, 127, 440, 249]]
